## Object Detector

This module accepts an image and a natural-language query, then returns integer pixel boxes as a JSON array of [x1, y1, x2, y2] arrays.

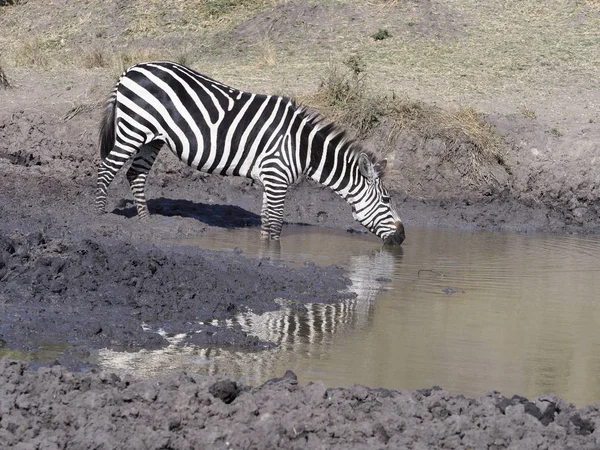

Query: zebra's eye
[[382, 195, 391, 204]]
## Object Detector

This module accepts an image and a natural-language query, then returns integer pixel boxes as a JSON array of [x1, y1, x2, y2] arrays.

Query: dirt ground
[[2, 358, 600, 450], [1, 0, 600, 448]]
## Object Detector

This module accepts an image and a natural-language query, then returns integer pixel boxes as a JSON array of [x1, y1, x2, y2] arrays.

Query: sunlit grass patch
[[123, 0, 277, 37], [253, 35, 278, 68]]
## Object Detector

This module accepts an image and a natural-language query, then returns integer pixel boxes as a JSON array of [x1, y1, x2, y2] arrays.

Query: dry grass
[[12, 37, 54, 68], [113, 49, 168, 76], [1, 0, 597, 102], [363, 0, 600, 108], [0, 0, 276, 70], [123, 0, 276, 37], [254, 35, 278, 68], [306, 59, 505, 183], [386, 101, 505, 185], [80, 48, 110, 69], [519, 107, 537, 120], [0, 0, 596, 180], [63, 101, 104, 122]]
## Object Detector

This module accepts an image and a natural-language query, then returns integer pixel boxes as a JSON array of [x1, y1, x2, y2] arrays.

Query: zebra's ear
[[374, 159, 387, 177], [358, 153, 375, 179]]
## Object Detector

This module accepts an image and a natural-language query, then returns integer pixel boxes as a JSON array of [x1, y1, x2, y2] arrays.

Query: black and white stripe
[[96, 61, 405, 244]]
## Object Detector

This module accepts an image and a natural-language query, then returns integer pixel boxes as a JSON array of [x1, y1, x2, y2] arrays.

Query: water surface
[[98, 225, 600, 406]]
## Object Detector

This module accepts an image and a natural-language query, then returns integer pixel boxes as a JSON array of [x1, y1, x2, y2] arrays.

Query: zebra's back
[[115, 61, 296, 178]]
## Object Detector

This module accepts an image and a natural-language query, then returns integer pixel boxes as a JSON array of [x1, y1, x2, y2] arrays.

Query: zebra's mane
[[296, 105, 380, 168]]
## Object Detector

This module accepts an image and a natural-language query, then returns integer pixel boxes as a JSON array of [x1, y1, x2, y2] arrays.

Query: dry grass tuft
[[114, 49, 167, 76], [254, 35, 277, 68], [310, 56, 383, 137], [63, 101, 104, 122], [80, 48, 110, 69], [308, 59, 505, 184], [519, 107, 537, 120]]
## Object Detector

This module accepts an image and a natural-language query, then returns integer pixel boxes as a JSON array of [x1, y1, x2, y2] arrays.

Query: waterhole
[[97, 225, 600, 406]]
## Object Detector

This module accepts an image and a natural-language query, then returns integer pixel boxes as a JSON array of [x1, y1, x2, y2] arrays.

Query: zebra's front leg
[[260, 184, 288, 240], [126, 144, 160, 219]]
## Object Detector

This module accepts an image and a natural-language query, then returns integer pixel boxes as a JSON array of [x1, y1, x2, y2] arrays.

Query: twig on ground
[[417, 269, 444, 277]]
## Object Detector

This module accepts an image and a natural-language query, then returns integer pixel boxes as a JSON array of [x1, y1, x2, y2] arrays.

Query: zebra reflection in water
[[97, 247, 401, 382], [237, 249, 397, 351]]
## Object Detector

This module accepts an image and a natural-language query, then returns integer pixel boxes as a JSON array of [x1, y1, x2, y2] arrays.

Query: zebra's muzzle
[[383, 221, 405, 246]]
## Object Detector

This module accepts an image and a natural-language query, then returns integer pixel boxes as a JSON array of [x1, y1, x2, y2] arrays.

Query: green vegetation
[[371, 29, 391, 41]]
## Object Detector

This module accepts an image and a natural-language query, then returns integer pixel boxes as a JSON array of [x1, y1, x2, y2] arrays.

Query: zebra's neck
[[303, 119, 362, 202]]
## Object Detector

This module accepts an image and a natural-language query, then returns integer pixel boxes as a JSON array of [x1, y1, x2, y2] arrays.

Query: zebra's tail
[[99, 87, 117, 161]]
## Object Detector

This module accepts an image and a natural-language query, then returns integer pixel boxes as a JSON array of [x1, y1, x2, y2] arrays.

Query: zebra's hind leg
[[260, 182, 288, 240], [96, 145, 136, 214], [126, 143, 161, 219], [260, 195, 270, 240]]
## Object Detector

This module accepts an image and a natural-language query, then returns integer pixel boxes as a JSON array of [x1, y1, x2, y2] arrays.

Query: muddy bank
[[0, 230, 352, 354], [2, 358, 600, 449]]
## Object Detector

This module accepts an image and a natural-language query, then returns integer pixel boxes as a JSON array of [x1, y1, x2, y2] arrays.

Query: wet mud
[[0, 231, 352, 354]]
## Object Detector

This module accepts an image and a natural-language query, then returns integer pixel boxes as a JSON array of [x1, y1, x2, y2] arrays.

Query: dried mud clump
[[2, 359, 600, 449]]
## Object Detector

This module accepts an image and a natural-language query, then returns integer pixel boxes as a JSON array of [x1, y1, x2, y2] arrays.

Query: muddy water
[[98, 226, 600, 406]]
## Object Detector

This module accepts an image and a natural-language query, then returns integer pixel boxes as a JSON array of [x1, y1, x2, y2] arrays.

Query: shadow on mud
[[112, 198, 261, 228]]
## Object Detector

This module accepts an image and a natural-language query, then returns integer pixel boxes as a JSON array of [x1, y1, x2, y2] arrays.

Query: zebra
[[96, 61, 405, 245]]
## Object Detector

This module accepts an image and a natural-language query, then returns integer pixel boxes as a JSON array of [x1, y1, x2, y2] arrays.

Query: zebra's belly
[[192, 157, 259, 181]]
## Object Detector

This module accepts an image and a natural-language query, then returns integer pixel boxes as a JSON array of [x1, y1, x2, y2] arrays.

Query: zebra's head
[[351, 153, 405, 246]]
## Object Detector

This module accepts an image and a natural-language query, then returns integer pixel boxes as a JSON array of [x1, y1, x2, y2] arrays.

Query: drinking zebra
[[96, 61, 405, 245]]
